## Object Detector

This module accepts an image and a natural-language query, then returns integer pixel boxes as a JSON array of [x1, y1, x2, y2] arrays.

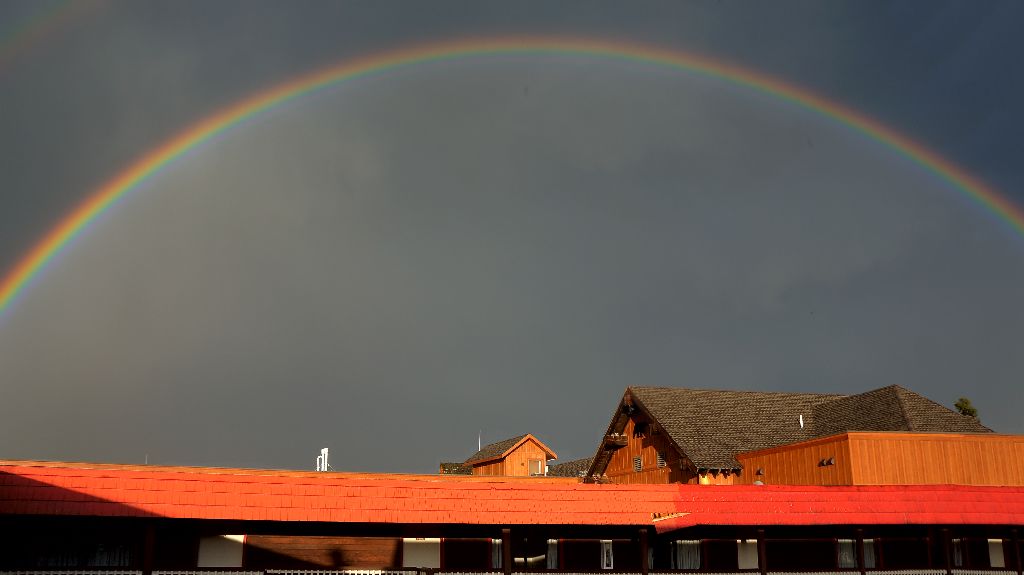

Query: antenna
[[316, 447, 330, 472]]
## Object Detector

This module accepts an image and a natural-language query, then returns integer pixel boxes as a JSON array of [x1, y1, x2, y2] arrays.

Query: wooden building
[[3, 459, 1024, 572], [585, 385, 993, 485], [734, 431, 1024, 486], [463, 434, 558, 477]]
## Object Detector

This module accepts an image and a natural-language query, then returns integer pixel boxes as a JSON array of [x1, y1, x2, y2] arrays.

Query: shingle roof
[[813, 385, 991, 436], [439, 462, 473, 475], [628, 387, 839, 469], [548, 457, 593, 478], [464, 434, 528, 464], [4, 460, 1024, 532], [597, 385, 991, 471]]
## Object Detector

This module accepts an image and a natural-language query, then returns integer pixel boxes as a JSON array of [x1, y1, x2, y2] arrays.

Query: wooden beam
[[942, 528, 952, 575], [640, 529, 649, 575], [1013, 528, 1022, 575], [502, 528, 512, 575], [926, 527, 935, 569], [856, 528, 866, 575], [142, 522, 155, 575], [757, 528, 768, 575]]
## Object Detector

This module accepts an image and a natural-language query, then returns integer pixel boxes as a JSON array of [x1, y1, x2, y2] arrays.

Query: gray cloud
[[1, 1, 1022, 472]]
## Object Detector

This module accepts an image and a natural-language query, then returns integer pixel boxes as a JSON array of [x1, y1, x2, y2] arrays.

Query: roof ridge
[[631, 385, 846, 397], [891, 386, 915, 431]]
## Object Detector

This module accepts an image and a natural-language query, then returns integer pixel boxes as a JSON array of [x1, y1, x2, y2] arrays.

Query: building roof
[[439, 461, 473, 475], [547, 457, 593, 478], [813, 385, 991, 436], [593, 385, 991, 472], [464, 433, 557, 465], [2, 460, 1023, 533]]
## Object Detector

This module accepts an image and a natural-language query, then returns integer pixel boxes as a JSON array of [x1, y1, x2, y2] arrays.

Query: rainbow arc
[[2, 37, 1021, 316]]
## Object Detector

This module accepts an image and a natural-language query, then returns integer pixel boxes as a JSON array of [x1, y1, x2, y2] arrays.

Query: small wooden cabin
[[464, 433, 557, 477]]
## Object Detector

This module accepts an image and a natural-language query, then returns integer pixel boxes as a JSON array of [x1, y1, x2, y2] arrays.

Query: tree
[[954, 397, 978, 418]]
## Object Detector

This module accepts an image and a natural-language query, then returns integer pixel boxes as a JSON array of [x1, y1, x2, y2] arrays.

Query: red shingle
[[3, 460, 1024, 530]]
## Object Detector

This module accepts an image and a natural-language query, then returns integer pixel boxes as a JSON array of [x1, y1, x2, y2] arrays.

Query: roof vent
[[799, 414, 804, 429]]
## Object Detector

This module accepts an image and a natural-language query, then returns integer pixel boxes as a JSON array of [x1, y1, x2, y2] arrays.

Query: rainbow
[[2, 37, 1022, 316]]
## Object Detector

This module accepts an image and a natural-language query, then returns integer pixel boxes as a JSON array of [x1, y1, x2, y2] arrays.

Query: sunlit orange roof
[[2, 459, 1023, 533]]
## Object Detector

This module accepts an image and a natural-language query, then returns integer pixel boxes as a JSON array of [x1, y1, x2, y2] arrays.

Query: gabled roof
[[590, 385, 991, 473], [464, 433, 557, 465], [3, 460, 1023, 532]]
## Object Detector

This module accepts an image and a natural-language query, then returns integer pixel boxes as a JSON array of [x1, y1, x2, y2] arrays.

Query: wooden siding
[[472, 437, 553, 477], [603, 416, 691, 484], [736, 432, 1024, 486], [243, 535, 401, 568], [473, 459, 505, 476], [847, 432, 1024, 485], [735, 433, 853, 486]]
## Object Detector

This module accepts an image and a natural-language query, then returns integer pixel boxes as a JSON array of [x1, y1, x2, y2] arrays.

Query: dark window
[[633, 456, 642, 472], [879, 537, 930, 569], [443, 538, 492, 571], [704, 540, 738, 571], [657, 451, 666, 468], [766, 539, 836, 570]]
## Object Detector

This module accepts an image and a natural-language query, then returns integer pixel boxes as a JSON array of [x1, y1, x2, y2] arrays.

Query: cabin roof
[[592, 385, 991, 472], [2, 459, 1023, 533], [464, 433, 557, 465]]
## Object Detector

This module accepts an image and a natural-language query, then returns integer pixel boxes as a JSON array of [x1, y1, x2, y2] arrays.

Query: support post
[[640, 528, 650, 575], [855, 528, 866, 575], [502, 528, 512, 575], [1013, 529, 1021, 575], [757, 528, 768, 575], [942, 528, 953, 575], [927, 528, 935, 569], [142, 522, 155, 575]]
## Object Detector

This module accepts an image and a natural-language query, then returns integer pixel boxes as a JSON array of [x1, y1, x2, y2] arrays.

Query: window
[[989, 539, 1006, 568], [491, 538, 503, 569], [953, 538, 964, 567], [838, 539, 856, 568], [601, 540, 614, 570], [737, 539, 758, 570], [633, 456, 642, 472], [837, 539, 876, 569], [657, 451, 666, 468], [529, 459, 544, 476], [547, 539, 559, 570], [672, 540, 701, 569], [863, 539, 876, 568]]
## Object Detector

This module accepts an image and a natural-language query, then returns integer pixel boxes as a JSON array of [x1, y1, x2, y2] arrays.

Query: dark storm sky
[[1, 1, 1022, 472]]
